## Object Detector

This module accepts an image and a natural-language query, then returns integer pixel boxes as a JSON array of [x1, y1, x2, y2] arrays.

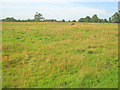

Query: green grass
[[2, 22, 118, 88]]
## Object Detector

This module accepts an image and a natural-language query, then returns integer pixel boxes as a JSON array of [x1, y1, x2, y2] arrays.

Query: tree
[[85, 16, 91, 22], [98, 18, 101, 23], [2, 17, 17, 22], [34, 12, 44, 22], [91, 14, 98, 23], [44, 19, 57, 22], [62, 19, 65, 22], [50, 19, 57, 22], [109, 17, 111, 23], [100, 19, 104, 23], [111, 12, 119, 23], [68, 20, 71, 22], [18, 19, 20, 22], [72, 20, 76, 22], [104, 19, 108, 23], [119, 15, 120, 23], [78, 18, 86, 22]]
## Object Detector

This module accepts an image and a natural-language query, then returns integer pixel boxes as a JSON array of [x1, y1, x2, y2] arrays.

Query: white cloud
[[1, 3, 114, 20], [0, 1, 117, 20], [41, 6, 113, 20]]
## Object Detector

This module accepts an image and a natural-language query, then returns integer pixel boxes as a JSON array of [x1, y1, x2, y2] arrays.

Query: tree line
[[1, 12, 120, 23]]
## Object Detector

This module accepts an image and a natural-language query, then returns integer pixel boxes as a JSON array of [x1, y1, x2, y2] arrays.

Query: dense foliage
[[1, 12, 120, 23]]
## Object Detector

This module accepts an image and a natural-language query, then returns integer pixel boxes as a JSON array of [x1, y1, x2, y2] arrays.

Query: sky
[[0, 0, 119, 20]]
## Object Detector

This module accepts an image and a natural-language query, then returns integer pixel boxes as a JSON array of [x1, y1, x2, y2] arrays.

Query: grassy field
[[2, 22, 118, 88]]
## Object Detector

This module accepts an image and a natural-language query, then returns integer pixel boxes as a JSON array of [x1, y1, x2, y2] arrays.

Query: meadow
[[2, 22, 118, 88]]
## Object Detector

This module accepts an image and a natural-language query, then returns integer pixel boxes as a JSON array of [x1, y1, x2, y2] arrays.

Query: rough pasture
[[2, 22, 118, 88]]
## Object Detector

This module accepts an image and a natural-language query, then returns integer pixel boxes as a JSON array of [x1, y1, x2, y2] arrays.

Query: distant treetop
[[2, 12, 120, 23]]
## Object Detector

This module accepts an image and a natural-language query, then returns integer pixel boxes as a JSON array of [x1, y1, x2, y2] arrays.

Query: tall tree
[[111, 12, 119, 23], [34, 12, 44, 22], [91, 14, 98, 23], [109, 17, 112, 23], [62, 19, 65, 22], [85, 16, 91, 22]]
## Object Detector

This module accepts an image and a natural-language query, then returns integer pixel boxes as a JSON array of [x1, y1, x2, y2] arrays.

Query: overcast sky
[[0, 0, 119, 20]]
